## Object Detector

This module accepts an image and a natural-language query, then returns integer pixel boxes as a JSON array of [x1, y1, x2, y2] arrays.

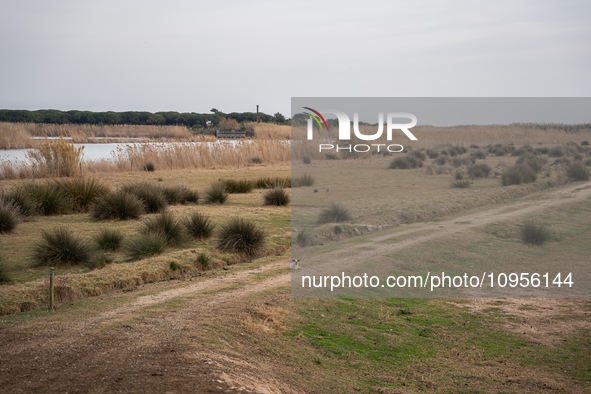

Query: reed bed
[[0, 140, 291, 180], [246, 122, 291, 140]]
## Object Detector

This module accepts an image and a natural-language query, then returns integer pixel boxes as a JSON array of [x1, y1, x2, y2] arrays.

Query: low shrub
[[302, 156, 312, 164], [501, 165, 537, 186], [582, 141, 590, 146], [183, 212, 215, 239], [409, 150, 426, 161], [263, 187, 290, 206], [451, 157, 475, 168], [318, 202, 351, 224], [452, 180, 471, 188], [566, 162, 591, 181], [333, 225, 343, 235], [205, 181, 228, 204], [94, 228, 124, 252], [141, 211, 186, 246], [0, 200, 21, 234], [470, 150, 488, 160], [548, 146, 566, 158], [124, 233, 168, 261], [426, 149, 439, 159], [468, 163, 491, 178], [520, 220, 550, 245], [91, 191, 144, 221], [143, 162, 155, 171], [217, 218, 266, 257], [169, 261, 181, 272], [224, 179, 253, 194], [434, 156, 449, 166], [121, 182, 168, 213], [55, 178, 108, 212], [388, 156, 422, 169], [292, 174, 315, 187], [250, 157, 262, 164], [454, 171, 464, 180], [516, 155, 547, 173], [325, 153, 338, 160], [32, 227, 92, 267]]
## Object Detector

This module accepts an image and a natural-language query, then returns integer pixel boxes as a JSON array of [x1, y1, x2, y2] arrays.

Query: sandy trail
[[1, 182, 590, 393]]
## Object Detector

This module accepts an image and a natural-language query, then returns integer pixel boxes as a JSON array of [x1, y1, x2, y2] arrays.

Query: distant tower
[[256, 105, 260, 123]]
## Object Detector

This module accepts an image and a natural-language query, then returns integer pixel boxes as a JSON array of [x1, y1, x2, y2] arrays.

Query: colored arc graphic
[[303, 107, 329, 131]]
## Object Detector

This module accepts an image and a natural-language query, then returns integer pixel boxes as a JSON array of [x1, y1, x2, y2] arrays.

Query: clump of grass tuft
[[292, 174, 315, 187], [91, 191, 144, 221], [121, 182, 168, 213], [124, 233, 168, 261], [0, 257, 13, 284], [454, 171, 464, 181], [88, 252, 114, 270], [0, 200, 22, 234], [141, 211, 186, 246], [55, 178, 108, 212], [254, 177, 291, 189], [388, 156, 422, 169], [143, 162, 155, 171], [250, 157, 262, 164], [451, 180, 471, 188], [195, 253, 211, 270], [205, 181, 228, 204], [25, 182, 71, 215], [566, 162, 590, 181], [325, 153, 338, 160], [263, 187, 290, 206], [169, 261, 181, 272], [296, 229, 311, 247], [581, 141, 589, 146], [516, 155, 547, 173], [162, 185, 199, 204], [94, 228, 124, 252], [318, 202, 351, 224], [223, 179, 253, 193], [32, 227, 92, 267], [183, 212, 215, 240], [302, 156, 312, 164], [2, 187, 37, 218], [520, 220, 550, 245], [333, 225, 343, 235], [217, 218, 266, 257], [501, 165, 537, 186]]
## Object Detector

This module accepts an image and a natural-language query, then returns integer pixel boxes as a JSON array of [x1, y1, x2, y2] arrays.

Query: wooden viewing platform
[[215, 130, 246, 138]]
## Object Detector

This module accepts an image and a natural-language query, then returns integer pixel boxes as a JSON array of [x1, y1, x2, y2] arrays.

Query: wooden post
[[49, 267, 55, 311], [256, 105, 259, 123]]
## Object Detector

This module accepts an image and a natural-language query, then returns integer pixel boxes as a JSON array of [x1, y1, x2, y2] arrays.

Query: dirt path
[[1, 182, 590, 393]]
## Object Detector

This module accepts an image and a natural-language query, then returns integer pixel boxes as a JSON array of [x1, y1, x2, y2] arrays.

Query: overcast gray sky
[[0, 0, 589, 116]]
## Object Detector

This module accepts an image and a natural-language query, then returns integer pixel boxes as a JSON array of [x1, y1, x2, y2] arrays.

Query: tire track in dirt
[[294, 182, 591, 275]]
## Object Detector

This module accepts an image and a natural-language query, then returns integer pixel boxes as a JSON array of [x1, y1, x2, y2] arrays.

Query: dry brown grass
[[245, 122, 291, 140], [0, 123, 35, 149], [241, 305, 289, 335]]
